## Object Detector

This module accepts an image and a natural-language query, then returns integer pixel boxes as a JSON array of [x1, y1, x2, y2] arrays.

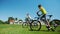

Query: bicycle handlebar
[[36, 11, 41, 16]]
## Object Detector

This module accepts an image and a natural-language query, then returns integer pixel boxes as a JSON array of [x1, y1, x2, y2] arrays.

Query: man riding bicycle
[[37, 4, 55, 31], [25, 13, 31, 24]]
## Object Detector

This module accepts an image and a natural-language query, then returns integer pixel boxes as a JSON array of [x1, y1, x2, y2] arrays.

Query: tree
[[4, 21, 9, 24], [8, 17, 14, 24], [15, 18, 18, 21], [0, 20, 4, 24]]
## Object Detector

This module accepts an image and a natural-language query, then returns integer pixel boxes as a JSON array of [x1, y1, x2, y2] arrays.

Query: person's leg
[[41, 14, 53, 31], [41, 14, 49, 26], [44, 15, 55, 31], [43, 15, 51, 31]]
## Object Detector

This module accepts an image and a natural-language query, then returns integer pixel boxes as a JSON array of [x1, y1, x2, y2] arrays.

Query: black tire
[[30, 20, 41, 31], [50, 19, 60, 29], [22, 22, 28, 28]]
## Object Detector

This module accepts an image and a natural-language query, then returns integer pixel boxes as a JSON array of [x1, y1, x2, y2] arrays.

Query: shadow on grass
[[57, 30, 60, 32], [40, 30, 49, 32], [29, 29, 49, 32], [29, 29, 60, 32]]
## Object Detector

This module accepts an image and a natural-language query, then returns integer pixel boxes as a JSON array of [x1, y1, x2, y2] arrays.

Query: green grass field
[[0, 24, 60, 34]]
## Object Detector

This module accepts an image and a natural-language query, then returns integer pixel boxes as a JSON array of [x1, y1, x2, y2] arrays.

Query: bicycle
[[22, 18, 32, 28], [30, 11, 60, 31], [22, 16, 41, 29]]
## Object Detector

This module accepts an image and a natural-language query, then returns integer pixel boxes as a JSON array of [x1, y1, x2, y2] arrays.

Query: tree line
[[0, 17, 23, 24]]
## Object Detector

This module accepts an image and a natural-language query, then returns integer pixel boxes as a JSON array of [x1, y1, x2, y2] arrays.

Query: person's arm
[[36, 11, 41, 16]]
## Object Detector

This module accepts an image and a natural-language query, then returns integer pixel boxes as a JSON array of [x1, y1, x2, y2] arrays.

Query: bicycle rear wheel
[[30, 20, 41, 31], [50, 19, 60, 29]]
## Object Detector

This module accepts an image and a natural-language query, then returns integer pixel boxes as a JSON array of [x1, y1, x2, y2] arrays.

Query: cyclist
[[25, 13, 31, 24], [37, 4, 55, 31]]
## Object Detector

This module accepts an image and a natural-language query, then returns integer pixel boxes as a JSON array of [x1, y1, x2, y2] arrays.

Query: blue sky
[[0, 0, 60, 21]]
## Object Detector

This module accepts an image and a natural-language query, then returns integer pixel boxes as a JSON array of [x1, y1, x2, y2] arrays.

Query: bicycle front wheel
[[22, 22, 28, 28], [30, 20, 41, 31]]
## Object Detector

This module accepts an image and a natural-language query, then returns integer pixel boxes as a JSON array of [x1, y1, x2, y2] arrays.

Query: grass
[[0, 24, 60, 34]]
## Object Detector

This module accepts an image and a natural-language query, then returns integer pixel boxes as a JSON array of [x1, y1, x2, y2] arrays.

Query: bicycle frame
[[35, 14, 53, 25]]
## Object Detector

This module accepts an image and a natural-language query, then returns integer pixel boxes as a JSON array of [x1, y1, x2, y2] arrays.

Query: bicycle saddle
[[48, 15, 53, 18]]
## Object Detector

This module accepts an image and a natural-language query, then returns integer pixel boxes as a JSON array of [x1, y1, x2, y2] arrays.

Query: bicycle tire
[[22, 22, 28, 28], [50, 19, 60, 29], [30, 20, 41, 31]]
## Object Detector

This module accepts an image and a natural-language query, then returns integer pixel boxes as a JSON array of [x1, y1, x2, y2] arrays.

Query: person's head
[[38, 4, 41, 9]]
